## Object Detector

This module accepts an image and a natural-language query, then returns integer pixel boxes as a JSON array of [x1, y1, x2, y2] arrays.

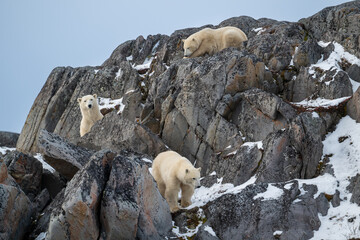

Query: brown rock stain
[[0, 163, 8, 183]]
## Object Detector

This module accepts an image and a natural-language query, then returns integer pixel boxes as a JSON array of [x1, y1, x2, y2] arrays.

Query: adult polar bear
[[183, 26, 248, 58], [77, 94, 103, 137], [152, 151, 201, 213]]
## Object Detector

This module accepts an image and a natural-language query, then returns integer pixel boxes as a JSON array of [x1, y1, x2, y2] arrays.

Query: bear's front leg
[[180, 184, 194, 208], [165, 189, 180, 213]]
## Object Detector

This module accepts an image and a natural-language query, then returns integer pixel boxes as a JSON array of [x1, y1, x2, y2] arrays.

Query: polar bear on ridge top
[[183, 26, 248, 58]]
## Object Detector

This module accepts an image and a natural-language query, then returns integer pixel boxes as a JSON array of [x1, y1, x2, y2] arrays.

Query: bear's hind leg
[[180, 184, 194, 208], [165, 188, 180, 213], [157, 182, 166, 197]]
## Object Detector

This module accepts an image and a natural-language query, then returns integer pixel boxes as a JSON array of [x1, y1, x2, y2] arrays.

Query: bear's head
[[183, 37, 200, 58], [184, 167, 201, 188], [77, 94, 98, 110]]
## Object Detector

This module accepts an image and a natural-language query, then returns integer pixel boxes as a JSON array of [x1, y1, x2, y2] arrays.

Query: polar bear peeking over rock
[[152, 151, 201, 213], [77, 94, 103, 137], [183, 26, 248, 58]]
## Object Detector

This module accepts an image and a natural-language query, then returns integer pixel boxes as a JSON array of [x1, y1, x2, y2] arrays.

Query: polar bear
[[77, 94, 103, 137], [183, 26, 248, 58], [151, 151, 201, 213]]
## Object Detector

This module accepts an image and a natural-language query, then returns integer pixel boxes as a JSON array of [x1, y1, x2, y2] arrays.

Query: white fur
[[151, 150, 201, 212], [77, 94, 103, 137]]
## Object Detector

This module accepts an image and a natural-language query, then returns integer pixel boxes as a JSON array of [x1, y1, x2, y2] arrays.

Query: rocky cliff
[[1, 1, 360, 239]]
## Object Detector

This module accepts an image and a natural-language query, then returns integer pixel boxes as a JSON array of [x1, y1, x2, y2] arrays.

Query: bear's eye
[[192, 178, 196, 180], [84, 100, 87, 102]]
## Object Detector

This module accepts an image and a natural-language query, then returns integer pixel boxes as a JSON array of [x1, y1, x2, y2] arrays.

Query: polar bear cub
[[77, 94, 103, 137], [152, 151, 201, 213], [183, 26, 248, 58]]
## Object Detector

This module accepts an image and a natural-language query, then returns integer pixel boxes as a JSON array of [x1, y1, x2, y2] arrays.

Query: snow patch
[[35, 232, 46, 240], [209, 171, 216, 176], [98, 97, 125, 114], [242, 141, 263, 150], [289, 46, 298, 66], [291, 96, 351, 110], [115, 68, 123, 79], [188, 176, 256, 209], [312, 112, 320, 118], [0, 146, 16, 155], [141, 158, 152, 163], [252, 27, 266, 35], [253, 184, 284, 201], [34, 153, 55, 173], [204, 225, 217, 237], [310, 116, 360, 239], [132, 57, 154, 71]]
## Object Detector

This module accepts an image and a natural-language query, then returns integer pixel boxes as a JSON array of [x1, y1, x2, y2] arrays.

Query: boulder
[[347, 86, 360, 123], [0, 162, 33, 240], [256, 112, 325, 183], [99, 151, 173, 239], [208, 143, 262, 186], [299, 1, 360, 58], [346, 64, 360, 83], [347, 174, 360, 206], [0, 131, 19, 147], [41, 169, 66, 199], [293, 39, 323, 69], [28, 189, 65, 240], [38, 129, 94, 180], [78, 112, 167, 158], [285, 67, 353, 102], [46, 150, 115, 240], [201, 181, 324, 240], [3, 150, 43, 199]]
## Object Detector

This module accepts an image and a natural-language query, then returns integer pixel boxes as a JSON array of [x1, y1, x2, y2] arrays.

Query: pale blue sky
[[0, 0, 351, 133]]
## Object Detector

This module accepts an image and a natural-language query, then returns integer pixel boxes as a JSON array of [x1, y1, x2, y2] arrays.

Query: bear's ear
[[185, 169, 189, 174], [93, 94, 97, 99], [181, 39, 185, 43], [77, 98, 82, 103], [197, 167, 201, 172]]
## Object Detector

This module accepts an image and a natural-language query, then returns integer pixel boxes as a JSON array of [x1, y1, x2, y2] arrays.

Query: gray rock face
[[38, 129, 94, 180], [41, 169, 66, 199], [347, 64, 360, 82], [257, 112, 325, 183], [46, 150, 114, 240], [3, 151, 43, 199], [0, 162, 33, 240], [202, 181, 324, 240], [293, 39, 323, 69], [299, 1, 360, 58], [285, 66, 353, 102], [209, 143, 262, 186], [347, 86, 360, 123], [99, 151, 172, 240], [29, 189, 65, 240], [347, 174, 360, 205], [0, 131, 19, 147], [78, 112, 168, 158], [43, 148, 173, 240]]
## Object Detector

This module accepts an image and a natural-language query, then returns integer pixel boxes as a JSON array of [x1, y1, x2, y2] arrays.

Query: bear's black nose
[[88, 104, 92, 108]]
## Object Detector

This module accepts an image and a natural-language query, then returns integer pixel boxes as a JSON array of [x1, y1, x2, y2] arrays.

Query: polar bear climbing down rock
[[183, 26, 248, 58], [77, 94, 103, 137], [152, 151, 201, 213]]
